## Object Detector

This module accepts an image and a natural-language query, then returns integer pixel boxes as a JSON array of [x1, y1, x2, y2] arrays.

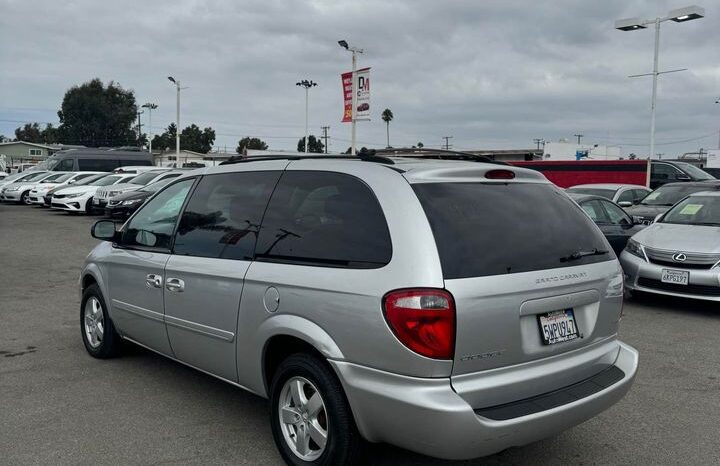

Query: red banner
[[341, 71, 353, 123]]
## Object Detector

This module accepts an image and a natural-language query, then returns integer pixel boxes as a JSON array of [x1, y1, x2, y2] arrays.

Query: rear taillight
[[382, 288, 455, 360], [485, 169, 515, 180]]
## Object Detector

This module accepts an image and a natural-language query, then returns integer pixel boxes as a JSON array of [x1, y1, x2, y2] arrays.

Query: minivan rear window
[[413, 183, 611, 279]]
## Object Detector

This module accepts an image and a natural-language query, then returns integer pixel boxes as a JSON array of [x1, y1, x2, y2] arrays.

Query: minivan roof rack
[[370, 147, 507, 164], [219, 153, 396, 165]]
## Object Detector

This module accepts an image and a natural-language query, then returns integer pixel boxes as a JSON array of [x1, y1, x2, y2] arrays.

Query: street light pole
[[141, 103, 158, 155], [615, 5, 704, 159], [296, 80, 317, 153], [167, 77, 183, 159], [338, 40, 363, 156]]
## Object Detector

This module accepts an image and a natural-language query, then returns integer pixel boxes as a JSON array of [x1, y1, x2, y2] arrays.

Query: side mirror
[[91, 220, 117, 241], [618, 201, 633, 208], [675, 174, 691, 182]]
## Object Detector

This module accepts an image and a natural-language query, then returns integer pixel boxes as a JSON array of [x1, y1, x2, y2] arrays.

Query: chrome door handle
[[145, 274, 162, 288], [166, 278, 185, 292]]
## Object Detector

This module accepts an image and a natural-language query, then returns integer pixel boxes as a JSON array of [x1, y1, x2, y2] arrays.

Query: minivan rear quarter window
[[413, 182, 611, 279], [255, 171, 392, 268]]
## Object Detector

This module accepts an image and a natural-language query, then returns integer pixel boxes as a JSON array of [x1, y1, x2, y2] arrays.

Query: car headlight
[[624, 239, 646, 260], [5, 186, 20, 192], [65, 192, 85, 198], [122, 199, 142, 205]]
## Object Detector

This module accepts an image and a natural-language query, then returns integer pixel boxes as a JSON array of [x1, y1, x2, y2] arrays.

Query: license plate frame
[[661, 269, 689, 285], [537, 309, 579, 345]]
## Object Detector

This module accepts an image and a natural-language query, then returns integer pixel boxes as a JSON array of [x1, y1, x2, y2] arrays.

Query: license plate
[[538, 309, 579, 345], [661, 269, 689, 285]]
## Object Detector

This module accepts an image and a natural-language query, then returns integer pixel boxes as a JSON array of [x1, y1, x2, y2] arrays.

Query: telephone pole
[[442, 136, 453, 150], [574, 134, 584, 144], [533, 138, 545, 150], [136, 110, 144, 147], [321, 126, 330, 154]]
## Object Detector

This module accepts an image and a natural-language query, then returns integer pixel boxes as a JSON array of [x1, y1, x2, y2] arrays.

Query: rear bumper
[[331, 341, 638, 460]]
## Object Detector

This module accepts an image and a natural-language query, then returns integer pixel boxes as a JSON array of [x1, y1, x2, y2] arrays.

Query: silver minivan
[[81, 154, 638, 465]]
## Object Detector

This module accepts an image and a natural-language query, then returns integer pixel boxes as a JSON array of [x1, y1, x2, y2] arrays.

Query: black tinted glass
[[256, 171, 392, 268], [413, 183, 611, 279], [78, 159, 119, 171], [174, 171, 281, 260]]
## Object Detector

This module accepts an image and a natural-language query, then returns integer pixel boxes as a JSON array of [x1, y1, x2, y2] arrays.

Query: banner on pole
[[340, 67, 371, 123]]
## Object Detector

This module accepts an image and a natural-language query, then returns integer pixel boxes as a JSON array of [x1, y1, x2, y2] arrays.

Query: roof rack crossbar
[[219, 154, 395, 165], [369, 147, 507, 165]]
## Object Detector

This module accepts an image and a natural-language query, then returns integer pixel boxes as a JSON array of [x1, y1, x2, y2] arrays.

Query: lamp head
[[338, 40, 349, 49]]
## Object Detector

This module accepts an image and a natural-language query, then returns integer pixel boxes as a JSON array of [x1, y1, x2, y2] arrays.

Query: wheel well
[[81, 274, 97, 292], [263, 335, 325, 392]]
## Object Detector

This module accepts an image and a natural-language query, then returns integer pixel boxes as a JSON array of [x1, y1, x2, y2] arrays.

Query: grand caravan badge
[[536, 272, 588, 285]]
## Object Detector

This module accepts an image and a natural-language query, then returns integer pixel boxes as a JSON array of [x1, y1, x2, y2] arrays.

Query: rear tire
[[81, 284, 122, 358], [270, 353, 363, 466]]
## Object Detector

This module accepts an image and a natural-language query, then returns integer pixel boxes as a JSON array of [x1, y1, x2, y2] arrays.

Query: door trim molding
[[165, 314, 235, 342]]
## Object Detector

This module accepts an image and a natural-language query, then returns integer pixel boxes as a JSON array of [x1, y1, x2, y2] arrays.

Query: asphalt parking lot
[[1, 203, 719, 466]]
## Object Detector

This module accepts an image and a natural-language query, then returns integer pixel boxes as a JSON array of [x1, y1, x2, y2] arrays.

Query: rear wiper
[[560, 248, 609, 263]]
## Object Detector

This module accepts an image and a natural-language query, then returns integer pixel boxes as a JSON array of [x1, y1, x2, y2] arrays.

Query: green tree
[[14, 123, 43, 142], [417, 141, 424, 148], [57, 78, 139, 147], [381, 108, 394, 148], [236, 137, 268, 154], [297, 135, 324, 153], [0, 135, 6, 143], [151, 123, 177, 151], [180, 124, 216, 153]]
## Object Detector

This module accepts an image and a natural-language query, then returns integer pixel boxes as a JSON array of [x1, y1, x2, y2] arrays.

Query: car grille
[[53, 194, 67, 199], [644, 247, 720, 269], [637, 277, 720, 296]]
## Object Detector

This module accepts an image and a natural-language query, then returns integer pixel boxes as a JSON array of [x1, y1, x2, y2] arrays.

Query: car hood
[[54, 185, 98, 195], [633, 223, 720, 254], [33, 182, 62, 191], [101, 183, 142, 192], [111, 190, 151, 202], [624, 204, 669, 219]]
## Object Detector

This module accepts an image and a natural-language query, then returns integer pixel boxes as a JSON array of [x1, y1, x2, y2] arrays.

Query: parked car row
[[0, 166, 187, 217]]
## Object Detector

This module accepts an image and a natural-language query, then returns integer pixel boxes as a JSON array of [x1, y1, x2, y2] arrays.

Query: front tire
[[81, 283, 122, 358], [270, 353, 362, 466], [20, 191, 31, 205]]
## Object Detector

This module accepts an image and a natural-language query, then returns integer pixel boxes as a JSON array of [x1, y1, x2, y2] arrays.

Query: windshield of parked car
[[3, 172, 37, 183], [640, 184, 714, 206], [127, 171, 166, 186], [140, 177, 176, 193], [40, 173, 71, 183], [662, 195, 720, 226], [566, 187, 616, 199], [72, 174, 107, 186], [674, 162, 714, 180], [21, 172, 51, 182], [93, 175, 127, 186]]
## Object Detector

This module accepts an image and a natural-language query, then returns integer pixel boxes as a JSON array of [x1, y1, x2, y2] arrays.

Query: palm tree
[[381, 108, 394, 148]]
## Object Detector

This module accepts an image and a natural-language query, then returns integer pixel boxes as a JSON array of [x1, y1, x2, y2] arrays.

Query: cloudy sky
[[1, 0, 719, 156]]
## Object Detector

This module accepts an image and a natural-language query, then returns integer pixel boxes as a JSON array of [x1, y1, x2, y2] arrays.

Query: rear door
[[412, 182, 621, 381], [163, 166, 283, 381], [104, 178, 196, 354]]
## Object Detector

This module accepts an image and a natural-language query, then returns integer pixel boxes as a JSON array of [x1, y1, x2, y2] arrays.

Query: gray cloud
[[1, 0, 718, 155]]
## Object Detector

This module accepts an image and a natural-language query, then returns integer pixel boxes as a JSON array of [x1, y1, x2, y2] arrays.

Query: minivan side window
[[255, 171, 392, 268], [78, 159, 119, 171], [58, 159, 75, 171], [173, 171, 282, 260], [121, 179, 195, 250]]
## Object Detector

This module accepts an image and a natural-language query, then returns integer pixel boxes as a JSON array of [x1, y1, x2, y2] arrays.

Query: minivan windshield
[[640, 184, 717, 206], [127, 170, 166, 186], [661, 195, 720, 226], [413, 182, 611, 279]]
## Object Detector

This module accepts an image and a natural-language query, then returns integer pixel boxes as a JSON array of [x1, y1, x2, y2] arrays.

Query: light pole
[[715, 97, 720, 149], [141, 103, 157, 154], [167, 77, 185, 159], [338, 40, 363, 156], [615, 5, 704, 159], [296, 80, 317, 153]]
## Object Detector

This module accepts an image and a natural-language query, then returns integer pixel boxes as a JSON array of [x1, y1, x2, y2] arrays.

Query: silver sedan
[[621, 190, 720, 301]]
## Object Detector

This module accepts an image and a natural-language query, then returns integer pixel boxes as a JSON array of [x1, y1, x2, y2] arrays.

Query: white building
[[543, 141, 623, 161]]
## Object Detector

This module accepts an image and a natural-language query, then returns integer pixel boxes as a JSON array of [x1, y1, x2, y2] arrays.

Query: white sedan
[[50, 173, 137, 214], [28, 172, 105, 205], [0, 172, 65, 204]]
